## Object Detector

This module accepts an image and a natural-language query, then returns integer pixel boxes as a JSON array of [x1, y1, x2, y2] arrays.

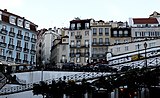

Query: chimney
[[4, 9, 7, 12]]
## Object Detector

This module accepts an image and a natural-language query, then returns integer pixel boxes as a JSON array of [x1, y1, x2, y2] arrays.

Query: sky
[[0, 0, 160, 29]]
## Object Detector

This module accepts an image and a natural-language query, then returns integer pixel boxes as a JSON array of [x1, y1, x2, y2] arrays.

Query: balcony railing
[[30, 49, 36, 54], [9, 31, 15, 37], [92, 42, 110, 46], [23, 60, 28, 64], [24, 36, 30, 41], [23, 48, 29, 53], [31, 38, 36, 43], [0, 55, 6, 60], [7, 57, 14, 62], [17, 34, 23, 39], [8, 44, 14, 50], [15, 58, 21, 64], [0, 29, 7, 35], [16, 46, 22, 52], [0, 42, 7, 48], [75, 35, 82, 39]]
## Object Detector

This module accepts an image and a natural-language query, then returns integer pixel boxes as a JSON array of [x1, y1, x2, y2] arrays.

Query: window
[[144, 32, 149, 37], [125, 46, 129, 51], [18, 30, 22, 35], [85, 40, 89, 46], [149, 42, 155, 48], [76, 40, 81, 46], [25, 32, 29, 36], [1, 36, 5, 42], [93, 28, 97, 36], [25, 21, 30, 29], [77, 32, 80, 35], [24, 42, 28, 48], [117, 47, 120, 52], [113, 31, 117, 37], [71, 23, 75, 30], [71, 40, 74, 46], [124, 30, 128, 36], [77, 23, 81, 30], [76, 57, 80, 63], [10, 27, 14, 32], [32, 34, 36, 38], [93, 48, 97, 53], [85, 31, 89, 36], [17, 18, 23, 27], [9, 38, 14, 45], [135, 44, 141, 50], [71, 32, 74, 36], [31, 44, 35, 50], [105, 38, 109, 45], [24, 54, 28, 60], [0, 49, 5, 56], [119, 31, 123, 37], [70, 49, 74, 53], [17, 40, 21, 47], [105, 28, 109, 36], [85, 49, 89, 53], [31, 55, 35, 62], [8, 51, 12, 57], [85, 23, 89, 29], [10, 16, 16, 25], [2, 25, 6, 30], [70, 58, 74, 62], [99, 38, 103, 44], [93, 38, 97, 44], [16, 52, 20, 59], [99, 28, 103, 36], [85, 57, 89, 63]]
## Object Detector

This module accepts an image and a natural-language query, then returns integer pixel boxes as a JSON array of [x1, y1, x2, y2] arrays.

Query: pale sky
[[0, 0, 160, 29]]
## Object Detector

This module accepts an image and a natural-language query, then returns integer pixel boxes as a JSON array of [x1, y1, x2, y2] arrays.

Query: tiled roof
[[133, 18, 159, 24]]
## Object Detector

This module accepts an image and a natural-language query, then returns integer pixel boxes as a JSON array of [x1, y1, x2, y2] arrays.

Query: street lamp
[[144, 42, 147, 68], [41, 60, 45, 81], [137, 44, 140, 59]]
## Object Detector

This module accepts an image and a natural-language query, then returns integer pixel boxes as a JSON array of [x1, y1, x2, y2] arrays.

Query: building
[[40, 28, 60, 65], [90, 20, 111, 62], [0, 9, 37, 71], [69, 18, 91, 65], [50, 36, 69, 68]]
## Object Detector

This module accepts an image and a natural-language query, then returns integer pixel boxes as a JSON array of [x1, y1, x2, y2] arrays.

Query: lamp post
[[41, 60, 45, 81], [144, 42, 147, 68], [137, 44, 140, 59]]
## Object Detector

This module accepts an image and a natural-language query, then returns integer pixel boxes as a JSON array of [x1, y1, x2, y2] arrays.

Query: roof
[[150, 11, 160, 16], [133, 18, 159, 24]]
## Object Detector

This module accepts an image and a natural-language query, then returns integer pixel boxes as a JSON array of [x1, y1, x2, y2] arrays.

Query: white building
[[41, 28, 60, 64]]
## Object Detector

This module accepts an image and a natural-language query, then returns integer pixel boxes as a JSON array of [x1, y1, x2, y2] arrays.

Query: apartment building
[[69, 18, 91, 65], [50, 36, 69, 68], [0, 9, 37, 67], [90, 20, 111, 61]]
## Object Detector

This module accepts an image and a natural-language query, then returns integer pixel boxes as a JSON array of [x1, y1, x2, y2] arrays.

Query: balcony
[[0, 29, 7, 35], [8, 44, 14, 50], [15, 58, 21, 64], [24, 36, 30, 41], [0, 55, 6, 60], [31, 38, 36, 43], [30, 49, 36, 54], [23, 48, 29, 53], [92, 42, 110, 46], [70, 53, 75, 57], [70, 45, 76, 48], [75, 35, 82, 39], [0, 42, 7, 48], [7, 57, 14, 62], [23, 60, 28, 64], [9, 31, 15, 37], [16, 46, 22, 52], [81, 44, 89, 48], [17, 34, 23, 39]]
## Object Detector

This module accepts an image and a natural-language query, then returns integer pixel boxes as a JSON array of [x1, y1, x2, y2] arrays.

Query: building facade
[[90, 20, 111, 62], [50, 36, 69, 68], [0, 9, 37, 68], [69, 19, 91, 65]]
